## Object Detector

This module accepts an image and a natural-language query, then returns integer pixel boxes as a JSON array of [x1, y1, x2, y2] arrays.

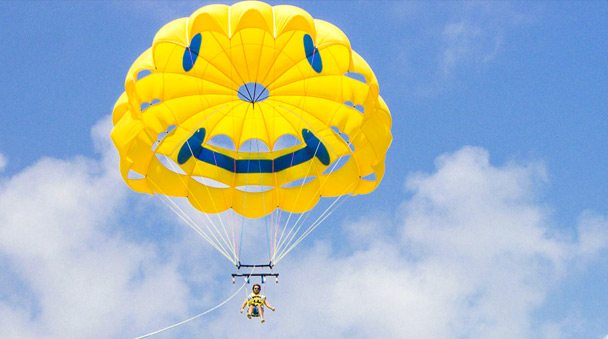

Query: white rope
[[155, 194, 236, 264], [269, 103, 323, 262], [272, 210, 307, 262], [273, 147, 354, 263], [151, 104, 240, 264], [275, 194, 350, 264], [178, 135, 237, 258], [133, 267, 256, 339], [271, 121, 350, 263], [274, 189, 350, 263]]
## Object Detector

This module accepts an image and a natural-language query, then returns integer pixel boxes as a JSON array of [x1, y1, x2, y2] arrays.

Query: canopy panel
[[111, 1, 392, 218]]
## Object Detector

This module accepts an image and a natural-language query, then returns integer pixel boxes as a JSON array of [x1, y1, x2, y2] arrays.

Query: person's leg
[[259, 306, 265, 323], [247, 305, 254, 319]]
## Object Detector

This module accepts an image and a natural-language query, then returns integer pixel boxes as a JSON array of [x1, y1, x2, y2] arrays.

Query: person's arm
[[264, 299, 275, 311], [240, 299, 248, 313]]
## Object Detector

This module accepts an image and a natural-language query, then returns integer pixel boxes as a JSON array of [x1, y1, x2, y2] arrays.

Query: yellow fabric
[[111, 0, 392, 218], [247, 292, 265, 306]]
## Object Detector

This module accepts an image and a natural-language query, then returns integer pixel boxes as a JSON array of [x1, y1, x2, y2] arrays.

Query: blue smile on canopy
[[177, 129, 330, 173]]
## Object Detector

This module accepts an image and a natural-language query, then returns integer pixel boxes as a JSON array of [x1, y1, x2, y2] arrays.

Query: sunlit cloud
[[0, 153, 6, 172], [440, 20, 502, 76], [437, 3, 534, 79], [1, 116, 606, 338], [0, 117, 191, 338], [169, 146, 608, 338]]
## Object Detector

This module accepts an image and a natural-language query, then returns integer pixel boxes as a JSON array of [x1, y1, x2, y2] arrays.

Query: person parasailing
[[239, 284, 275, 323]]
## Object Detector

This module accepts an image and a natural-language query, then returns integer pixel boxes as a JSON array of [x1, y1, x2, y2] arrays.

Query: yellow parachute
[[111, 1, 391, 266]]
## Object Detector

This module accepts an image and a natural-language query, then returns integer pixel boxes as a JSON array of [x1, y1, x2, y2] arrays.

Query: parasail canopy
[[111, 0, 391, 266]]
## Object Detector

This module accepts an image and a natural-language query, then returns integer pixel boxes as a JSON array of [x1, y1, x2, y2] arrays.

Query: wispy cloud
[[0, 117, 191, 338], [396, 2, 537, 96], [1, 119, 606, 338], [171, 147, 607, 338], [440, 20, 502, 76], [250, 146, 607, 338], [0, 153, 6, 172], [438, 2, 536, 78]]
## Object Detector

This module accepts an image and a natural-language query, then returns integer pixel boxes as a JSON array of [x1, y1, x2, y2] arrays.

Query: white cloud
[[2, 118, 607, 339], [188, 146, 608, 338], [440, 19, 502, 76], [437, 3, 533, 77], [572, 211, 608, 258], [0, 117, 191, 338], [0, 153, 6, 172]]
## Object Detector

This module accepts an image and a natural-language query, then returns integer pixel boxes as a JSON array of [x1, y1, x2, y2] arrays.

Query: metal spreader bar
[[232, 261, 278, 284]]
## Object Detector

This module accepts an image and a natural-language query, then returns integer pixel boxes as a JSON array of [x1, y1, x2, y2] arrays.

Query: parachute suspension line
[[271, 124, 305, 263], [208, 141, 239, 262], [270, 99, 354, 263], [271, 117, 325, 262], [189, 53, 236, 261], [188, 111, 236, 260], [237, 159, 247, 263], [253, 103, 274, 264], [190, 102, 256, 264], [258, 130, 273, 265], [151, 194, 234, 264], [268, 100, 309, 262], [238, 207, 244, 262], [177, 130, 238, 262], [274, 149, 355, 264], [270, 195, 311, 261], [272, 209, 282, 263], [273, 145, 354, 263], [275, 193, 351, 264], [133, 266, 257, 339], [161, 104, 239, 262], [272, 210, 308, 264], [152, 192, 235, 264], [193, 109, 238, 260], [150, 105, 244, 264], [229, 33, 244, 265], [270, 34, 280, 265], [157, 193, 235, 264], [269, 210, 275, 262], [236, 103, 256, 263]]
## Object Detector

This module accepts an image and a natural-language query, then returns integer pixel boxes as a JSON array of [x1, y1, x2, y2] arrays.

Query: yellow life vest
[[247, 293, 265, 306]]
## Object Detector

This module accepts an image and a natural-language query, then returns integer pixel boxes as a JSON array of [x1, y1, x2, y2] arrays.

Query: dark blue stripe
[[302, 129, 330, 166], [177, 128, 205, 164], [177, 129, 330, 173]]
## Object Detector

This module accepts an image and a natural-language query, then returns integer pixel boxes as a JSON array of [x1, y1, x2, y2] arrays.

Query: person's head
[[252, 284, 261, 293]]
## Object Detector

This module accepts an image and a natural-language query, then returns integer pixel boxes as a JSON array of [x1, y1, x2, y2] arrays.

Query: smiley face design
[[111, 1, 392, 218]]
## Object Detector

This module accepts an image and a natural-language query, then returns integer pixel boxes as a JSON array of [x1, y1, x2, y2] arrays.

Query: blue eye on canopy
[[183, 33, 202, 72], [303, 34, 322, 73]]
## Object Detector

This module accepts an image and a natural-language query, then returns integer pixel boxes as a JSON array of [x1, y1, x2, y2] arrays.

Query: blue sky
[[0, 1, 607, 338]]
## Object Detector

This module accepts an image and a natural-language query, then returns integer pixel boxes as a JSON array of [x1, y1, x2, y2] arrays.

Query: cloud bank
[[0, 119, 606, 338], [220, 147, 607, 339], [0, 117, 190, 338], [0, 153, 6, 172]]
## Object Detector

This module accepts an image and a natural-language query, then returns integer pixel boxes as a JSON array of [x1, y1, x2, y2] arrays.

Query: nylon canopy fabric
[[111, 1, 392, 218]]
